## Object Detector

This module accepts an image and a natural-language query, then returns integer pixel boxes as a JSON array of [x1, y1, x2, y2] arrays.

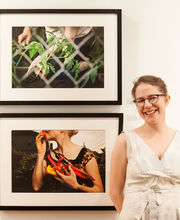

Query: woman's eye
[[137, 99, 144, 103], [149, 96, 156, 101]]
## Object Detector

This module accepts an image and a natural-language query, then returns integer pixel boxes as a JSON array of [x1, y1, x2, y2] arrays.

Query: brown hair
[[131, 75, 168, 99]]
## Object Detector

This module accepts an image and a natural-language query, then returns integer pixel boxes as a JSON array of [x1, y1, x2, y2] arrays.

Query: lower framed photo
[[0, 113, 123, 210]]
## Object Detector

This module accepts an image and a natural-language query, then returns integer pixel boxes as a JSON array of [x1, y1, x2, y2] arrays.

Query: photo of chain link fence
[[12, 26, 104, 88]]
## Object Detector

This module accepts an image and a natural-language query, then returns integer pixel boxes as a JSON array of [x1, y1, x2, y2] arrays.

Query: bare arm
[[77, 157, 104, 192], [32, 133, 47, 191], [109, 132, 127, 214]]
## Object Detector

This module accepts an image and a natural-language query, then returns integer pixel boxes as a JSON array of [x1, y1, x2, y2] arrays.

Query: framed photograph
[[0, 113, 123, 210], [0, 9, 121, 105]]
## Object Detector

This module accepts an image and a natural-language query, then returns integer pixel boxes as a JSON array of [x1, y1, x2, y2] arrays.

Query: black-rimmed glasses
[[133, 94, 166, 107]]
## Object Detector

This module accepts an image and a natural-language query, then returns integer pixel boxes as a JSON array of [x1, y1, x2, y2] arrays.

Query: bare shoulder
[[117, 131, 126, 141], [112, 132, 127, 156], [115, 132, 127, 148]]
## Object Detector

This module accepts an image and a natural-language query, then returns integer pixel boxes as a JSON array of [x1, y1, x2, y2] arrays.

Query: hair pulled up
[[131, 75, 168, 99]]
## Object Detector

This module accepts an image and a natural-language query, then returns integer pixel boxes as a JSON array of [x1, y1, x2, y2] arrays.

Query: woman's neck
[[56, 138, 77, 153], [142, 121, 170, 135]]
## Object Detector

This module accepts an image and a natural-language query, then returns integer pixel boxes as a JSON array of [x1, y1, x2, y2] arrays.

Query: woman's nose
[[144, 99, 152, 107]]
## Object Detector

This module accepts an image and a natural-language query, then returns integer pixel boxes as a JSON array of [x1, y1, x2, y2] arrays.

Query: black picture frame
[[0, 113, 123, 210], [0, 9, 122, 105]]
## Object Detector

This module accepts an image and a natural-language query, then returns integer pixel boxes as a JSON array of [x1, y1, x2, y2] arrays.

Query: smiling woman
[[109, 75, 180, 219], [133, 83, 170, 126]]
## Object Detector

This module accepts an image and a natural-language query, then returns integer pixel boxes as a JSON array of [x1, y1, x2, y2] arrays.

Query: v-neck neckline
[[132, 130, 178, 161], [52, 146, 84, 161]]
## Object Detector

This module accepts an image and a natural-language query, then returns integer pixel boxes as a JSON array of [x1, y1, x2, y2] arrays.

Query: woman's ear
[[165, 95, 170, 105]]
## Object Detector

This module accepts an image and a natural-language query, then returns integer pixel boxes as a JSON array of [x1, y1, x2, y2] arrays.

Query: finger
[[26, 34, 31, 45], [35, 136, 42, 145], [38, 134, 45, 143], [18, 39, 22, 45], [36, 132, 43, 140], [35, 133, 41, 142], [41, 68, 46, 79], [36, 133, 43, 143], [68, 165, 75, 174], [18, 35, 23, 45], [56, 170, 65, 179]]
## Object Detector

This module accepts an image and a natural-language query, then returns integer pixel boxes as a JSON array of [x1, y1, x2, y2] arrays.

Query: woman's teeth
[[144, 110, 156, 115]]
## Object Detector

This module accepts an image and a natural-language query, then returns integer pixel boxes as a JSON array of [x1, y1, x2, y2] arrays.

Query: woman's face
[[134, 83, 170, 125]]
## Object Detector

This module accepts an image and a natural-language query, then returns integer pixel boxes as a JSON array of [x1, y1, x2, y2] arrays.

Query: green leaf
[[62, 45, 68, 52], [49, 63, 56, 73], [39, 61, 45, 70], [46, 35, 56, 45], [24, 41, 37, 50], [29, 48, 37, 59], [91, 37, 97, 47], [81, 74, 89, 88], [24, 41, 44, 59], [90, 48, 104, 63], [13, 49, 22, 57], [12, 61, 17, 76], [61, 38, 69, 44], [23, 41, 44, 57], [98, 59, 104, 68], [66, 59, 74, 71], [72, 61, 80, 73], [12, 41, 18, 52], [75, 69, 80, 80], [45, 31, 54, 36], [42, 54, 48, 63], [35, 43, 44, 55], [64, 51, 71, 58], [90, 67, 98, 84], [12, 60, 16, 66], [46, 28, 59, 35], [45, 66, 50, 75], [55, 41, 62, 52], [12, 77, 18, 88], [51, 28, 60, 33]]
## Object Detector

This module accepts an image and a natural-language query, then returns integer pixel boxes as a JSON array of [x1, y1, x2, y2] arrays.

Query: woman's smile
[[143, 109, 158, 116]]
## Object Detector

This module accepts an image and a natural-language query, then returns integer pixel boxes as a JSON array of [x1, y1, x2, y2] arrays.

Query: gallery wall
[[1, 0, 180, 219]]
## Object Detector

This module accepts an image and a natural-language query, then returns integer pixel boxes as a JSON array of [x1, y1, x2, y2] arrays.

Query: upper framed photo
[[0, 113, 123, 210], [0, 9, 122, 105]]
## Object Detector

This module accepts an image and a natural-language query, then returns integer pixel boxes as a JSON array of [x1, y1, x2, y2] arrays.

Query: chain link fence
[[12, 27, 104, 88]]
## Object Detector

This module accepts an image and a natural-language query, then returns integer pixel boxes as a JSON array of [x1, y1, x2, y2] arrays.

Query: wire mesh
[[12, 26, 104, 88]]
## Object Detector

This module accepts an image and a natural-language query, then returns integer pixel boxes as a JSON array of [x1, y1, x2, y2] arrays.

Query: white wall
[[1, 0, 180, 219]]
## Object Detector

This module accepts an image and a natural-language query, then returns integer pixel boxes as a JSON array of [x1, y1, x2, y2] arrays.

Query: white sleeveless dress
[[119, 130, 180, 220]]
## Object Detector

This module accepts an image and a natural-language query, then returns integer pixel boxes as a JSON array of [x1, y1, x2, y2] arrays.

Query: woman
[[110, 75, 180, 219], [32, 130, 104, 192]]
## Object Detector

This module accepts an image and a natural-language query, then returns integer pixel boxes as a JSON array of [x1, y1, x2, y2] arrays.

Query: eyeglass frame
[[133, 94, 167, 106]]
